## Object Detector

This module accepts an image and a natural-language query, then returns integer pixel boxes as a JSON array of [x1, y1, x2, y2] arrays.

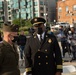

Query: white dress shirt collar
[[37, 32, 45, 41]]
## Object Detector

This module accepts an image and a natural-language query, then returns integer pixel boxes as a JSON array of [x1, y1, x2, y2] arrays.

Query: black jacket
[[24, 32, 62, 75], [18, 35, 26, 46]]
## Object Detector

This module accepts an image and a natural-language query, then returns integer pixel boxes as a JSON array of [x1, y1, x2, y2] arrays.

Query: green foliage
[[12, 18, 32, 33], [25, 19, 32, 27], [12, 18, 32, 27], [12, 18, 25, 27]]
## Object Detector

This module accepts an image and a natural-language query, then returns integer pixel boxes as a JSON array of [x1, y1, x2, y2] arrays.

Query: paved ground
[[62, 61, 76, 75], [19, 59, 25, 75]]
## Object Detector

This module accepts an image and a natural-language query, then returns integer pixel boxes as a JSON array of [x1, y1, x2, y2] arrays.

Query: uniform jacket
[[24, 32, 62, 75], [0, 40, 20, 75]]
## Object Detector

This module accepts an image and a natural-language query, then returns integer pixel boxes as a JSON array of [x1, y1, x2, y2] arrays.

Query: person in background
[[49, 27, 55, 35], [69, 25, 76, 61], [18, 30, 26, 66], [58, 26, 67, 58], [0, 23, 20, 75], [24, 17, 62, 75]]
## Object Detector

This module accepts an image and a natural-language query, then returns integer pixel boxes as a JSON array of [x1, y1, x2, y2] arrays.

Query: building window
[[74, 13, 76, 16], [66, 6, 69, 12], [46, 8, 48, 11], [34, 7, 38, 12], [73, 5, 76, 11], [34, 13, 38, 17], [9, 12, 11, 15], [34, 1, 38, 6], [9, 17, 11, 20], [40, 1, 43, 5], [8, 7, 11, 10], [40, 7, 44, 11], [0, 17, 2, 20], [58, 7, 62, 12], [40, 13, 44, 16]]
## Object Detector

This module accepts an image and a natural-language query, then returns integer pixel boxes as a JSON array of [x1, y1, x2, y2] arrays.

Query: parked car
[[56, 22, 70, 28]]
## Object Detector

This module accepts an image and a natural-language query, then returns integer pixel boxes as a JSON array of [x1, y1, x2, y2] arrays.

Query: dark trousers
[[20, 46, 25, 59], [61, 41, 67, 57], [72, 45, 76, 59]]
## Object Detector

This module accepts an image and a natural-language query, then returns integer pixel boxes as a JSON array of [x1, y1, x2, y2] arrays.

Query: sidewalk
[[19, 59, 25, 75], [62, 61, 76, 75]]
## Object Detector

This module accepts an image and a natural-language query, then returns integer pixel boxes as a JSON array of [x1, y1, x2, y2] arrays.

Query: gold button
[[46, 56, 48, 58], [38, 56, 40, 58], [46, 62, 48, 65], [38, 49, 40, 51], [39, 63, 41, 65], [45, 49, 47, 52]]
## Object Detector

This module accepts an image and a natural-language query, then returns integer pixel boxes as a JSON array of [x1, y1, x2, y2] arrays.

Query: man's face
[[20, 31, 24, 35], [33, 23, 45, 34], [9, 32, 17, 40], [34, 23, 44, 31]]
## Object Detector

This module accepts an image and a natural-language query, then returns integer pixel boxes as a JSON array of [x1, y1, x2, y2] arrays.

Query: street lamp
[[54, 19, 56, 25], [43, 0, 48, 25], [44, 13, 47, 21]]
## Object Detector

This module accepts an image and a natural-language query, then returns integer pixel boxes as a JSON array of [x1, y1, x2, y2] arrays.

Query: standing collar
[[3, 40, 13, 47]]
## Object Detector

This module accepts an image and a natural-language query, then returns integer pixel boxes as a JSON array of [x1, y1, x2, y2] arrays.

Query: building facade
[[57, 0, 76, 24], [0, 0, 12, 25], [0, 0, 57, 25], [11, 0, 57, 23]]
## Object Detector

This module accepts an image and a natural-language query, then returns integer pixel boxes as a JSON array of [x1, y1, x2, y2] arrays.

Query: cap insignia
[[48, 39, 52, 43], [34, 18, 37, 22]]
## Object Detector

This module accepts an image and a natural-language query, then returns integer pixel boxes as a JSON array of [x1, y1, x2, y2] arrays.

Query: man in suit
[[24, 17, 62, 75], [0, 23, 20, 75]]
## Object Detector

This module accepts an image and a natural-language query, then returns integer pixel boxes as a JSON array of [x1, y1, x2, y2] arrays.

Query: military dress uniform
[[0, 23, 20, 75], [24, 17, 62, 75]]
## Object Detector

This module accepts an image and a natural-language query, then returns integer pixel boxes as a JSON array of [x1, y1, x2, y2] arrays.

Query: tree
[[12, 18, 25, 27], [12, 18, 32, 27]]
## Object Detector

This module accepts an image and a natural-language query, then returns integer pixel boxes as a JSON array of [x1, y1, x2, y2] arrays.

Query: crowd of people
[[51, 24, 76, 61]]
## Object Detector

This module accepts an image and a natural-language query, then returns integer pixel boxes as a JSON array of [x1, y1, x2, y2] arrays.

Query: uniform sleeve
[[0, 47, 4, 71], [24, 38, 32, 74], [53, 36, 63, 72]]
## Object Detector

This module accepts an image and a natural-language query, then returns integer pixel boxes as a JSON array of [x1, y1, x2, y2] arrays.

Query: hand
[[55, 72, 62, 75]]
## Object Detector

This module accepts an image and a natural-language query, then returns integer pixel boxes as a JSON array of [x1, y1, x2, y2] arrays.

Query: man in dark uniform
[[0, 23, 20, 75], [24, 17, 62, 75]]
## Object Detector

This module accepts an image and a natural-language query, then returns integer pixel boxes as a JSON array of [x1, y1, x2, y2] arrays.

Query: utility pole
[[18, 0, 21, 25], [3, 0, 8, 23], [18, 0, 21, 19], [43, 0, 47, 22]]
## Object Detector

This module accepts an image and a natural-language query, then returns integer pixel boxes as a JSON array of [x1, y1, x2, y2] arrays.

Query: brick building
[[57, 0, 76, 24]]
